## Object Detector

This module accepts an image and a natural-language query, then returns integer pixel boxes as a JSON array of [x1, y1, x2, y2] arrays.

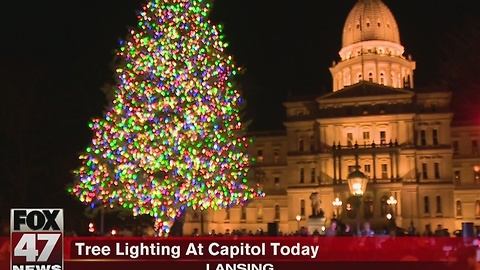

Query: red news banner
[[64, 237, 478, 270], [2, 236, 479, 270]]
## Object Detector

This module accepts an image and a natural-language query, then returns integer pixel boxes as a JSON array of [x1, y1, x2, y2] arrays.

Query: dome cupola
[[329, 0, 416, 92], [342, 0, 400, 47]]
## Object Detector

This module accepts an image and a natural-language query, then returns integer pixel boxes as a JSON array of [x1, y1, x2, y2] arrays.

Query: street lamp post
[[296, 215, 301, 231], [347, 168, 368, 236], [332, 197, 343, 219], [387, 195, 398, 232], [387, 195, 397, 213]]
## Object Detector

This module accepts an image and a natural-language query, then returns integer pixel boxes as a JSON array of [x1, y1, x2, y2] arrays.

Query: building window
[[368, 72, 373, 82], [420, 130, 426, 146], [363, 131, 370, 145], [357, 73, 362, 82], [298, 137, 304, 152], [364, 164, 371, 178], [299, 168, 305, 183], [380, 73, 385, 85], [364, 196, 374, 219], [434, 163, 440, 179], [422, 163, 428, 179], [424, 196, 430, 214], [192, 211, 199, 222], [347, 132, 353, 148], [454, 170, 461, 185], [257, 150, 263, 163], [456, 200, 462, 216], [436, 196, 442, 214], [274, 149, 280, 163], [453, 141, 459, 155], [257, 206, 263, 222], [255, 171, 264, 189], [274, 205, 280, 220], [241, 206, 246, 221], [381, 196, 389, 216], [473, 140, 478, 155], [380, 131, 386, 145], [433, 130, 439, 145], [348, 165, 356, 174], [225, 208, 230, 221], [310, 168, 316, 183], [300, 200, 306, 216], [274, 177, 280, 187], [476, 200, 480, 217], [381, 164, 388, 179]]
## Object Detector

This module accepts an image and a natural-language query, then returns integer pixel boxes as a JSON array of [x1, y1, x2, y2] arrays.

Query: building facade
[[183, 0, 480, 236]]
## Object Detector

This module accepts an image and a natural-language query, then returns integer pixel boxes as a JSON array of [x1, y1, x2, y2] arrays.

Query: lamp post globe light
[[387, 195, 398, 232], [332, 197, 343, 219], [387, 195, 397, 209], [296, 215, 301, 231], [347, 168, 368, 236]]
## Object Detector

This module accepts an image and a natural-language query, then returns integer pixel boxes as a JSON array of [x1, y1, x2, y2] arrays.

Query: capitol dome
[[342, 0, 400, 48]]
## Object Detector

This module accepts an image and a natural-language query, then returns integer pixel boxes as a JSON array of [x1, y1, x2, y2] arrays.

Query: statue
[[309, 192, 324, 217]]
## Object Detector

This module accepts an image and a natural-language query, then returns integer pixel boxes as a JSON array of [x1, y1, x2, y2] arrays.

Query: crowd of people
[[184, 221, 459, 238]]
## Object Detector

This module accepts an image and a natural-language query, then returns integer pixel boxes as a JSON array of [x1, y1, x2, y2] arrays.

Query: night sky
[[0, 0, 479, 224]]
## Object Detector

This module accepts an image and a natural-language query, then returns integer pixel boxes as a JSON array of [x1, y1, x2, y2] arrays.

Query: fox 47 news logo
[[11, 209, 64, 270]]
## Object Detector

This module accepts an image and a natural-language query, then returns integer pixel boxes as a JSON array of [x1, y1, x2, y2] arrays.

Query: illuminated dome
[[342, 0, 400, 47]]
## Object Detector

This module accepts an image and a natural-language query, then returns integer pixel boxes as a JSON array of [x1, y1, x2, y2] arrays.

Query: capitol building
[[183, 0, 480, 235]]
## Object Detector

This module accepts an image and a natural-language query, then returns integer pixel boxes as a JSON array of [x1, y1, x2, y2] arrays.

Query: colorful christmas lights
[[69, 0, 263, 236]]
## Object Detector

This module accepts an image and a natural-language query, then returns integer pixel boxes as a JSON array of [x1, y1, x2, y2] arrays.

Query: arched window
[[436, 196, 442, 214], [225, 208, 230, 221], [368, 72, 373, 82], [298, 136, 304, 152], [381, 196, 389, 216], [424, 196, 430, 214], [476, 200, 480, 217], [310, 135, 315, 152], [380, 72, 385, 85], [241, 206, 246, 221], [357, 73, 362, 83], [300, 200, 305, 216], [274, 205, 280, 220], [364, 196, 374, 219], [257, 205, 263, 221], [456, 201, 462, 216]]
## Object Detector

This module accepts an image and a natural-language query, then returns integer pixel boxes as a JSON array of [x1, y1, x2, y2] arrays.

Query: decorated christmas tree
[[68, 0, 263, 236]]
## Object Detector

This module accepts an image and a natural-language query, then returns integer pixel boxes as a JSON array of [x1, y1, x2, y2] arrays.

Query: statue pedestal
[[307, 216, 326, 235]]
